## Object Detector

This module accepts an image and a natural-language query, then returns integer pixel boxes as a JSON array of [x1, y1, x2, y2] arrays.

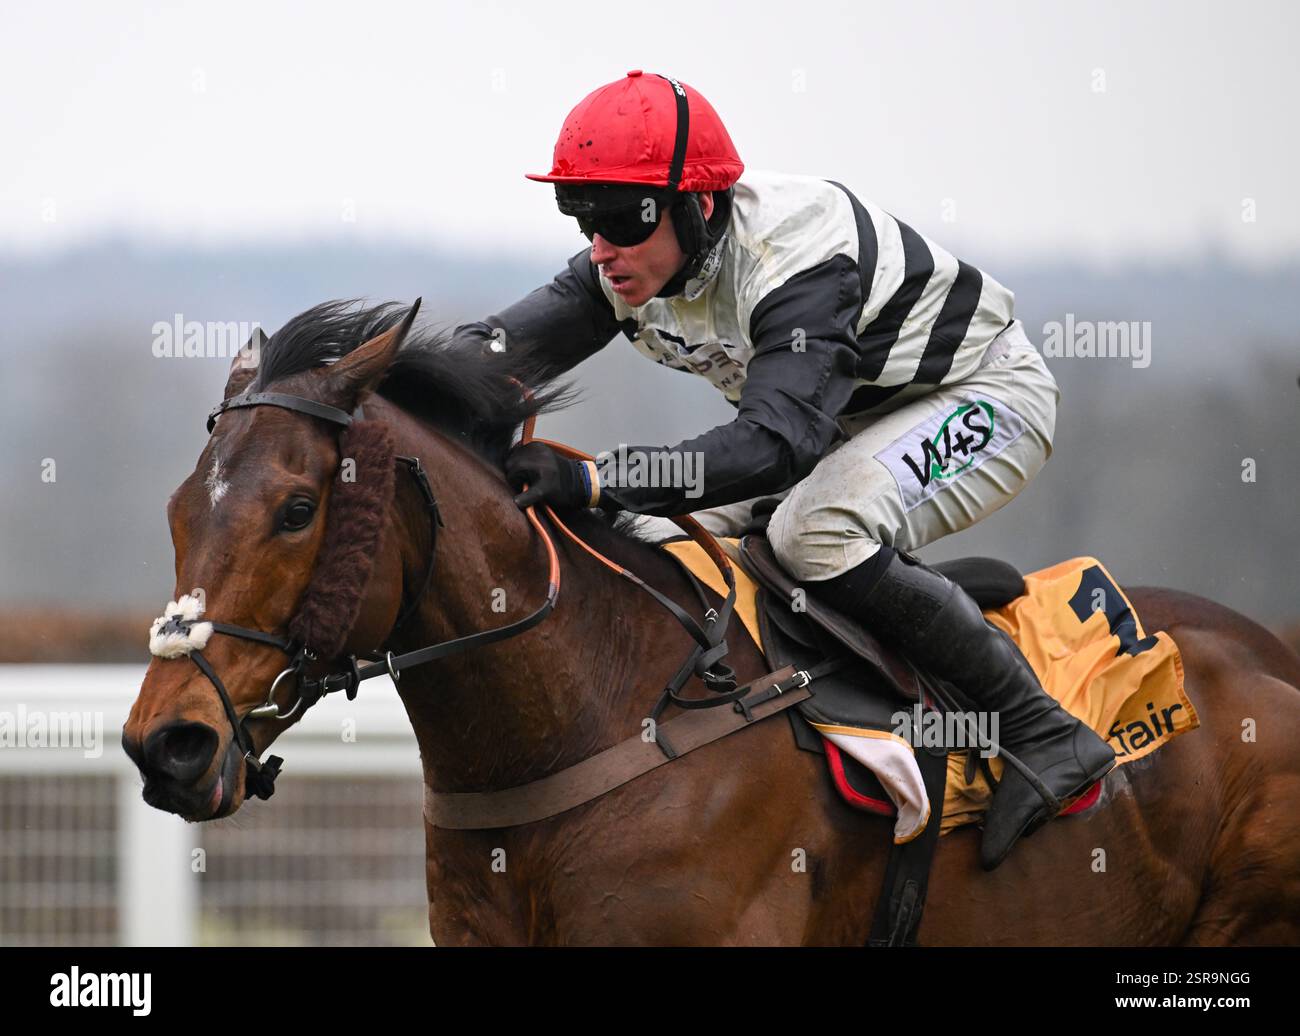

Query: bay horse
[[123, 301, 1300, 945]]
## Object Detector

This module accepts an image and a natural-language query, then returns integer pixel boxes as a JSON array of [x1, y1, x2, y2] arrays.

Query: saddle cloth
[[661, 539, 1196, 843]]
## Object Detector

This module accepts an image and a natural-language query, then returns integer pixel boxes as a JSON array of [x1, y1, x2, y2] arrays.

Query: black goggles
[[555, 184, 674, 246]]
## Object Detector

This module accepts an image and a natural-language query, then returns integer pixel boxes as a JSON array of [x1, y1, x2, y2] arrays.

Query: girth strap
[[868, 738, 949, 947]]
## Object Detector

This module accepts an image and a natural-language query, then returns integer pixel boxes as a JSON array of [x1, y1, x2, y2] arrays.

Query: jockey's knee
[[766, 495, 888, 583]]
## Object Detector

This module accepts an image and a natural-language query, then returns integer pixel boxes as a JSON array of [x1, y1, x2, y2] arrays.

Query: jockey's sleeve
[[449, 249, 629, 379], [595, 254, 863, 516]]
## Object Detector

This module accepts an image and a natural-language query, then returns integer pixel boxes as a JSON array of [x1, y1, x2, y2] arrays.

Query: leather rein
[[156, 387, 748, 801]]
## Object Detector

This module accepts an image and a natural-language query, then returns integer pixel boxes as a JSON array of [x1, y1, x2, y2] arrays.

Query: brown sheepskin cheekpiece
[[288, 419, 396, 659]]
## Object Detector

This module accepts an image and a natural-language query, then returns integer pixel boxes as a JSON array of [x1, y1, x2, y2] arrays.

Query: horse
[[123, 301, 1300, 946]]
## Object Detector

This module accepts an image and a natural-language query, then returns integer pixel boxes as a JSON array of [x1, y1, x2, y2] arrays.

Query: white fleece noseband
[[149, 594, 214, 658]]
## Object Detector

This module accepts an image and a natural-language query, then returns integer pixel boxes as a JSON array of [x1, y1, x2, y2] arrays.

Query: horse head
[[122, 302, 420, 820]]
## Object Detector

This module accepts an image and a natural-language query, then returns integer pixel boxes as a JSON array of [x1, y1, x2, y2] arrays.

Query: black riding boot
[[811, 546, 1116, 870]]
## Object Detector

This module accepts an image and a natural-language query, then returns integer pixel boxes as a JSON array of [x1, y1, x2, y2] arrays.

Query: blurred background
[[1, 0, 1297, 945]]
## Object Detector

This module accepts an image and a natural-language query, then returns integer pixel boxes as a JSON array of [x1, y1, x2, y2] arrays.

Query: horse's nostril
[[143, 722, 220, 785], [121, 729, 146, 771]]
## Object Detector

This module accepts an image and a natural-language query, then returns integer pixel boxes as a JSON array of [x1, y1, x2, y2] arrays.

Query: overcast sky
[[3, 0, 1297, 267]]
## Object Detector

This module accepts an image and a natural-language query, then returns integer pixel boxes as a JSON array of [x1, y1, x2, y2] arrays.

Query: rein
[[151, 384, 745, 801]]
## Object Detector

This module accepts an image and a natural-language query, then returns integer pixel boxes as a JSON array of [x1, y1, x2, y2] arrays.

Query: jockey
[[459, 71, 1115, 870]]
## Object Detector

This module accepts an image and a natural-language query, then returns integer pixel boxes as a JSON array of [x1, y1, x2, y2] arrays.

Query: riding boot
[[809, 546, 1116, 870]]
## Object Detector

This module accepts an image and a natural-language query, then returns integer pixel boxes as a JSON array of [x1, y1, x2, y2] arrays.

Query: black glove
[[504, 442, 598, 510]]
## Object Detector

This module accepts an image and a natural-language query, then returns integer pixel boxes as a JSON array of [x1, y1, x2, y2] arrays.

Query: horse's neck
[[389, 427, 696, 793]]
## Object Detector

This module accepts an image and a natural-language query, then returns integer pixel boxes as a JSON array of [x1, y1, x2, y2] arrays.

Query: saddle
[[664, 532, 1027, 813], [736, 533, 1024, 946], [733, 533, 1024, 807], [739, 532, 1024, 702]]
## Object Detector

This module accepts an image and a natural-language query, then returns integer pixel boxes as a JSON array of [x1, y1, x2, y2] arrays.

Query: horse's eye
[[280, 499, 316, 532]]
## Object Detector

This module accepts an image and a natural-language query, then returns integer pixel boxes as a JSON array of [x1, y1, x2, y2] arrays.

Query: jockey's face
[[590, 192, 715, 307]]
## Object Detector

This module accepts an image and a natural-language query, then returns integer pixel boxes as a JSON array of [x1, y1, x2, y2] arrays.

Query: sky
[[2, 0, 1298, 268]]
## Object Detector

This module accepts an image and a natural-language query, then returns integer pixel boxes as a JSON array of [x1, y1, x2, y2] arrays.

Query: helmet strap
[[655, 74, 691, 191], [659, 188, 734, 298]]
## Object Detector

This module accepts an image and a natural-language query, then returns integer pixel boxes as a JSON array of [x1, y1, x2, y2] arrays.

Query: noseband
[[152, 385, 740, 804]]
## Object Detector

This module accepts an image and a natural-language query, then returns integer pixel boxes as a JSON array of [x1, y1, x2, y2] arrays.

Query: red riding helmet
[[526, 70, 744, 192]]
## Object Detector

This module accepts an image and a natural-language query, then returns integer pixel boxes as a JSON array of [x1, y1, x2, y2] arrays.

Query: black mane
[[252, 299, 657, 548], [251, 298, 577, 463]]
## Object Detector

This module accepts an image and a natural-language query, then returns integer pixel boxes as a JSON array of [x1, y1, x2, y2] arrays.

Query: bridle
[[152, 383, 742, 802]]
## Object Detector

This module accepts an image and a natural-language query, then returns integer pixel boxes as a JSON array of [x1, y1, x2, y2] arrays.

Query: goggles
[[555, 184, 674, 246]]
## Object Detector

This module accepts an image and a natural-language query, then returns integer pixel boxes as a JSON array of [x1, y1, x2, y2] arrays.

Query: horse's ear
[[322, 299, 421, 404], [223, 327, 266, 399]]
